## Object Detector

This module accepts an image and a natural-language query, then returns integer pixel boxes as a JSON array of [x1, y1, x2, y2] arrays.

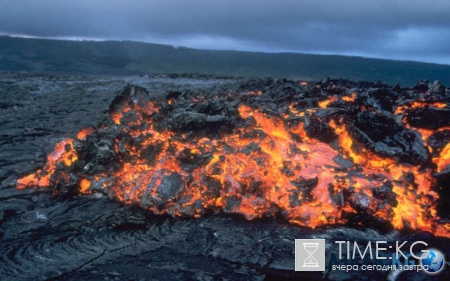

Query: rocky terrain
[[1, 72, 449, 281]]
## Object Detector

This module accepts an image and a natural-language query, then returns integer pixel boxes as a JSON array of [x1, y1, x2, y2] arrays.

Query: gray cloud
[[0, 0, 449, 64]]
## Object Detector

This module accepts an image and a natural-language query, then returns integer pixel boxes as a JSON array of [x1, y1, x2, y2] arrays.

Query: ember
[[17, 79, 450, 237]]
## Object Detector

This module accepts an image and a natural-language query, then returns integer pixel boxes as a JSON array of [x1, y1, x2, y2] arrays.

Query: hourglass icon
[[303, 242, 319, 267]]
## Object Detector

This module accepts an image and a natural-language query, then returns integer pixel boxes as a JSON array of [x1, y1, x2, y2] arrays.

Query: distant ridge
[[1, 35, 450, 86]]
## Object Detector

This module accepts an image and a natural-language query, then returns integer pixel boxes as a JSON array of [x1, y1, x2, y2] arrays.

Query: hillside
[[1, 35, 450, 86]]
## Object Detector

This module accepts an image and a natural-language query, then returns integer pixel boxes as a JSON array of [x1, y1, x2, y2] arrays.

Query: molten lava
[[17, 82, 450, 237]]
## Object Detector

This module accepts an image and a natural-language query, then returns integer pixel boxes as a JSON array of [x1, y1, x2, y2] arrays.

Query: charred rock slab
[[406, 108, 450, 130]]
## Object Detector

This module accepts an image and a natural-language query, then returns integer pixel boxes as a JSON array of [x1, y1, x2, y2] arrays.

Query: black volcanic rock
[[352, 111, 402, 141], [406, 108, 450, 130], [428, 130, 450, 157], [369, 88, 400, 112], [349, 111, 428, 164], [413, 80, 429, 92], [304, 114, 337, 143]]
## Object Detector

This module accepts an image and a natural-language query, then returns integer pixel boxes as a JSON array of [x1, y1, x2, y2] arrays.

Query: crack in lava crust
[[17, 81, 450, 237]]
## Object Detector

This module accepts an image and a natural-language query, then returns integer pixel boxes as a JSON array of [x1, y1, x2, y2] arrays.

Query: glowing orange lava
[[17, 139, 77, 189], [16, 85, 450, 237]]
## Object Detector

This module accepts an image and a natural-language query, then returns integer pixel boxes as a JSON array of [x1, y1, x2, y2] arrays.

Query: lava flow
[[17, 80, 450, 237]]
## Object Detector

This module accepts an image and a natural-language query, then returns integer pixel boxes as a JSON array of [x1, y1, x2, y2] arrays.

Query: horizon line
[[1, 32, 449, 67]]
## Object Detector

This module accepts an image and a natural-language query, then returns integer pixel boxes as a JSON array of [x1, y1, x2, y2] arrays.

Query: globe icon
[[421, 249, 445, 274]]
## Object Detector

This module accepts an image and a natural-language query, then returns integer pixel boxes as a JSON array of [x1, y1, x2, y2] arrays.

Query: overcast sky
[[1, 0, 449, 64]]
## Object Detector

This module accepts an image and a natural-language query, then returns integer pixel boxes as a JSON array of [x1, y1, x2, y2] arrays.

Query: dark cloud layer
[[1, 0, 449, 64]]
